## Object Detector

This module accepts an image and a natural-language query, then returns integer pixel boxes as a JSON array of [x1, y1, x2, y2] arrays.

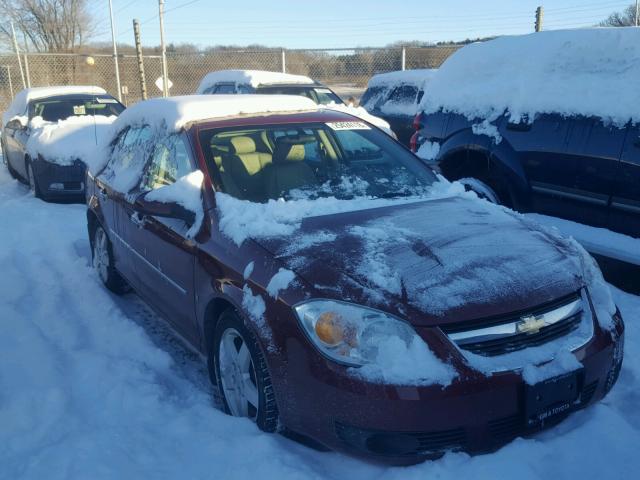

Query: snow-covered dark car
[[85, 95, 624, 465], [196, 69, 396, 137], [360, 69, 437, 147], [196, 69, 344, 105], [411, 29, 640, 239], [1, 86, 125, 200]]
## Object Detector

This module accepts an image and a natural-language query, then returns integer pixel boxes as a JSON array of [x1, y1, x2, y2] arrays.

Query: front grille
[[441, 292, 584, 357], [458, 313, 582, 356]]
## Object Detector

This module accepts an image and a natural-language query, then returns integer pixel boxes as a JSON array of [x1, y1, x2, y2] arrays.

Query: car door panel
[[609, 124, 640, 237], [501, 114, 579, 219], [562, 118, 626, 227], [120, 134, 199, 342]]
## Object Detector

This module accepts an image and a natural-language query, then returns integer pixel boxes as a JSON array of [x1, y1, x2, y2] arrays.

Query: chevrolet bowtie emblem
[[517, 315, 546, 335]]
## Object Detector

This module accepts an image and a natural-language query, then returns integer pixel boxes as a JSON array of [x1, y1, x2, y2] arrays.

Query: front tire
[[25, 158, 42, 199], [92, 224, 128, 294], [211, 309, 279, 432]]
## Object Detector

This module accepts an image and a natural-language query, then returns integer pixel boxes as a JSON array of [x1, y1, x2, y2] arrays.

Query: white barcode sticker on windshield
[[326, 121, 370, 131], [73, 105, 86, 115]]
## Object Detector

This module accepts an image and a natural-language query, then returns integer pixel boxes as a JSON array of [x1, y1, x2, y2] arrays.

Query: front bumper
[[32, 157, 86, 198], [273, 309, 624, 465]]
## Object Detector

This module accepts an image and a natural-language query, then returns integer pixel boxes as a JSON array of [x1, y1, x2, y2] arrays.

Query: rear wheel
[[92, 224, 128, 294], [211, 309, 278, 432]]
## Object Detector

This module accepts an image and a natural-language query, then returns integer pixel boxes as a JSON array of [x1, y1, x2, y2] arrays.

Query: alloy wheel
[[218, 327, 260, 420], [27, 163, 36, 195], [93, 227, 110, 284]]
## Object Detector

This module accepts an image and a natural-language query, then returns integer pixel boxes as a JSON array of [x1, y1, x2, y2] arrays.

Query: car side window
[[141, 134, 193, 191], [100, 125, 154, 191], [213, 84, 236, 94], [386, 85, 419, 105]]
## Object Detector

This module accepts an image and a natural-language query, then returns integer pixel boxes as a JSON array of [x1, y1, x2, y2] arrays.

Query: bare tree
[[0, 0, 93, 52], [600, 3, 637, 27]]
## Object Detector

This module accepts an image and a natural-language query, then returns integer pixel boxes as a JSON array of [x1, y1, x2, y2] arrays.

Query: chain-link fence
[[0, 45, 460, 113]]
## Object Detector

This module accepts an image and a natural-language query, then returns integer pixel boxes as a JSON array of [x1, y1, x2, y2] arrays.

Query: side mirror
[[134, 193, 196, 226], [5, 117, 26, 130]]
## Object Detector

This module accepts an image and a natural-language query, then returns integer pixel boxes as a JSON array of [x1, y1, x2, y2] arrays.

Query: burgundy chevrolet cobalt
[[86, 95, 624, 464]]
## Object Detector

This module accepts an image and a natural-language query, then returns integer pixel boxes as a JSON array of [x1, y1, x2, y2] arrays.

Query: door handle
[[130, 212, 148, 228]]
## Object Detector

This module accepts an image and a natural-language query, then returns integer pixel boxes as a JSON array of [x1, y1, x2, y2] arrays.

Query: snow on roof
[[366, 69, 438, 89], [2, 86, 107, 126], [196, 69, 315, 93], [420, 28, 640, 126], [110, 94, 318, 136]]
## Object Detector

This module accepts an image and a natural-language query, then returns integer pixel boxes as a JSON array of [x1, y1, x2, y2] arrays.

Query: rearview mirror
[[134, 193, 196, 226]]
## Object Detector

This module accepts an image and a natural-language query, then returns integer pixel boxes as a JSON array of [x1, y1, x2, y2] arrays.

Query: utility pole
[[2, 66, 14, 98], [108, 0, 122, 101], [133, 20, 148, 100], [535, 6, 544, 32], [158, 0, 169, 97], [10, 21, 26, 88], [636, 0, 639, 27]]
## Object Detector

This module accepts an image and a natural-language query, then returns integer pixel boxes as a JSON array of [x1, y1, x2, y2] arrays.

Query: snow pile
[[266, 268, 296, 298], [416, 140, 440, 161], [215, 180, 466, 246], [421, 28, 640, 126], [526, 213, 640, 267], [354, 333, 457, 387], [2, 85, 106, 126], [25, 115, 117, 170], [366, 69, 438, 89], [145, 170, 205, 238], [196, 69, 315, 93], [471, 120, 502, 144], [321, 102, 394, 136]]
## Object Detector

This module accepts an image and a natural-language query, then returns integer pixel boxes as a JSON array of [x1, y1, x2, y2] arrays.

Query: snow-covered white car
[[1, 86, 124, 200], [195, 69, 396, 137], [85, 94, 624, 464], [360, 69, 437, 146]]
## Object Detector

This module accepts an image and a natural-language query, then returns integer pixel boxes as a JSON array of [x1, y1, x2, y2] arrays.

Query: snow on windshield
[[421, 28, 640, 127], [25, 115, 118, 170]]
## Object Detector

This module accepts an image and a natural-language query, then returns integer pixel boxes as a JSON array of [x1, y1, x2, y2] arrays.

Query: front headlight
[[294, 300, 418, 367]]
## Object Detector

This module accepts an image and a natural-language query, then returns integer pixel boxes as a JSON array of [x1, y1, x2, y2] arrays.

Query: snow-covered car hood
[[257, 196, 585, 327], [26, 115, 117, 170]]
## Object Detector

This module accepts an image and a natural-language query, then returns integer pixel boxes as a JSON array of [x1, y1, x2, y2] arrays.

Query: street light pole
[[158, 0, 169, 97], [636, 0, 639, 27], [108, 0, 122, 101]]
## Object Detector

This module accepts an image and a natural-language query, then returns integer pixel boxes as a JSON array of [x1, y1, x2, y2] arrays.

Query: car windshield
[[30, 95, 125, 122], [256, 86, 343, 105], [200, 120, 437, 203]]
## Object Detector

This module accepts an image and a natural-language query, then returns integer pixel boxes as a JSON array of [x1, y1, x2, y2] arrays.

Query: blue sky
[[92, 0, 633, 48]]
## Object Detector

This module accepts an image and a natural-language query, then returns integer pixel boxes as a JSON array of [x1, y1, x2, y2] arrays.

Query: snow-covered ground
[[1, 164, 639, 479]]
